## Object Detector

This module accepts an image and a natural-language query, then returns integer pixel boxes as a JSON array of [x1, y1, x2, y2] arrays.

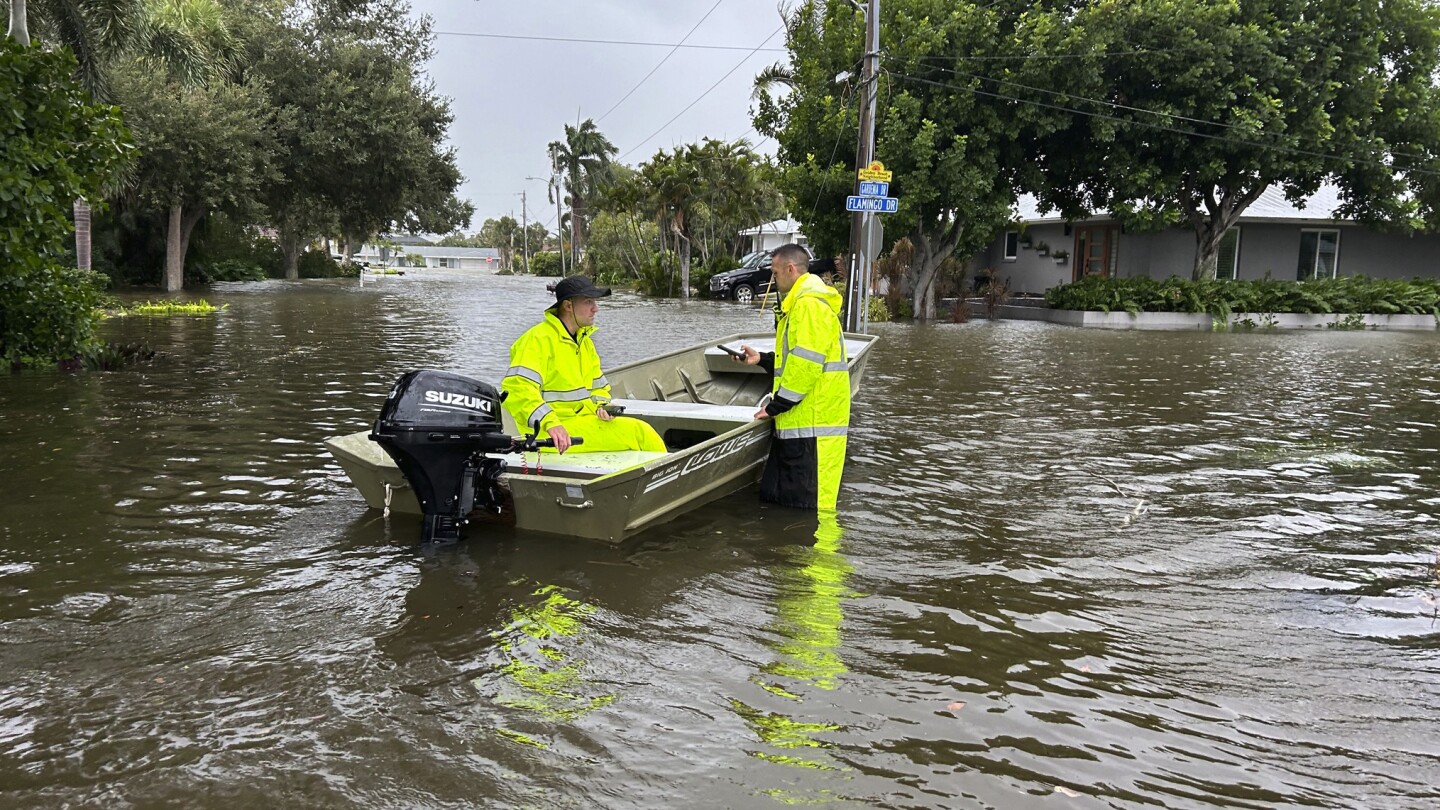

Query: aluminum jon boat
[[324, 331, 878, 543]]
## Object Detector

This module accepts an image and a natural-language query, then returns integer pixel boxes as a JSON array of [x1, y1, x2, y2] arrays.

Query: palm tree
[[548, 118, 617, 268], [641, 146, 703, 298], [7, 0, 29, 44]]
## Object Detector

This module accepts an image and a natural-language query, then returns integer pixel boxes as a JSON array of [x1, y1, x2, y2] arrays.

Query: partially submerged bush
[[1045, 275, 1440, 317], [121, 299, 225, 316], [0, 267, 109, 369]]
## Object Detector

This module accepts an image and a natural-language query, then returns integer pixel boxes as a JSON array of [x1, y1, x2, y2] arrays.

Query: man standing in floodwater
[[736, 243, 851, 509], [502, 276, 666, 454]]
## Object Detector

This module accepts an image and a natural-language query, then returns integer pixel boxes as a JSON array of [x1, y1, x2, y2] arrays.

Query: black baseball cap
[[550, 275, 612, 307]]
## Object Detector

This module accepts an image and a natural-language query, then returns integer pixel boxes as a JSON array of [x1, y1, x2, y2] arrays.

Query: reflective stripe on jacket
[[771, 273, 849, 437], [502, 310, 612, 434]]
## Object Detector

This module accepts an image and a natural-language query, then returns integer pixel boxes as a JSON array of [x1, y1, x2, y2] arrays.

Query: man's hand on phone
[[739, 345, 761, 366]]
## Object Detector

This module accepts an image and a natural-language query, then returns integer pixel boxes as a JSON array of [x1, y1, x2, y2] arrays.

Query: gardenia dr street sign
[[848, 160, 897, 213]]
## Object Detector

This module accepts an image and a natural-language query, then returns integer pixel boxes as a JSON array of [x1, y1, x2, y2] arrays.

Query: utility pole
[[519, 190, 530, 274], [845, 0, 881, 332]]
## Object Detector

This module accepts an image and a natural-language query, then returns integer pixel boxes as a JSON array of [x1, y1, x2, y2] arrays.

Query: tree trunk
[[908, 233, 948, 321], [1186, 183, 1268, 281], [7, 0, 29, 46], [163, 203, 205, 291], [571, 198, 583, 267], [678, 233, 691, 299], [164, 203, 185, 291], [281, 230, 302, 279], [74, 199, 91, 272], [673, 213, 691, 299], [1192, 224, 1225, 281]]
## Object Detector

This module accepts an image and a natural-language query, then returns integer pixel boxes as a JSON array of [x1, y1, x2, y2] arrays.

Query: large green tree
[[477, 216, 520, 270], [112, 0, 258, 290], [755, 0, 1028, 319], [116, 65, 272, 289], [1017, 0, 1440, 280], [244, 0, 471, 277]]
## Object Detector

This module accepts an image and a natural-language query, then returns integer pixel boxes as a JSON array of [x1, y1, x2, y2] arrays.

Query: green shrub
[[530, 252, 564, 277], [1044, 275, 1440, 317], [0, 267, 109, 368], [866, 295, 891, 323], [693, 253, 739, 299], [297, 250, 353, 278], [203, 258, 268, 282], [1, 41, 131, 367], [636, 251, 677, 297], [406, 252, 426, 267], [188, 217, 283, 282]]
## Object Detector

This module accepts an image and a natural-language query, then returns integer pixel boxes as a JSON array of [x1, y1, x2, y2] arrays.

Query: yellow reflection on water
[[735, 512, 855, 779], [477, 584, 617, 745]]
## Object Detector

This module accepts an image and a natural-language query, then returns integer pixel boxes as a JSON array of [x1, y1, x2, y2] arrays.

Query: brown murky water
[[1, 271, 1438, 808]]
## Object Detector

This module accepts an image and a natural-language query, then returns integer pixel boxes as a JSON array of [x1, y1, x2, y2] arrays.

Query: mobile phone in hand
[[717, 344, 745, 358]]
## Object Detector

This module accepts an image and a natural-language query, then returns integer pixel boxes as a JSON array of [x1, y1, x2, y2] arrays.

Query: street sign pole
[[860, 214, 882, 334], [846, 0, 881, 333]]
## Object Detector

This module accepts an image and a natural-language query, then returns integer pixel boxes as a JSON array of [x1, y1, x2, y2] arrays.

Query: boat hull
[[324, 331, 877, 543]]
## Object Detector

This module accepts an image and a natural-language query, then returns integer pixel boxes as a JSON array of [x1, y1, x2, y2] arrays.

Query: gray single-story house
[[355, 243, 501, 270], [980, 185, 1440, 295]]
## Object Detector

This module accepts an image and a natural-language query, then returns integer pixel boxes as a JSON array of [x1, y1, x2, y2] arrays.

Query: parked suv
[[709, 251, 774, 303], [711, 247, 817, 302]]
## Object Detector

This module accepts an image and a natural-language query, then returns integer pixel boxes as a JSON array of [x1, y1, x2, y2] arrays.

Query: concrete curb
[[990, 305, 1439, 331]]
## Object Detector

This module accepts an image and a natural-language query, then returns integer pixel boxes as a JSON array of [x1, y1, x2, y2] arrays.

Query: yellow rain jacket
[[502, 310, 665, 453], [760, 273, 850, 508]]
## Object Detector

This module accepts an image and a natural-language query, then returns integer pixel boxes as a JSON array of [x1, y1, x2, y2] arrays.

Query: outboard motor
[[369, 370, 516, 543]]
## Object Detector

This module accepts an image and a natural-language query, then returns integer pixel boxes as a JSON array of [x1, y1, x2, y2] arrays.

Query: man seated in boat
[[502, 276, 666, 454]]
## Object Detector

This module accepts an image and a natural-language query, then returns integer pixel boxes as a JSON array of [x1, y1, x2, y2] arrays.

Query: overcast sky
[[409, 0, 793, 234]]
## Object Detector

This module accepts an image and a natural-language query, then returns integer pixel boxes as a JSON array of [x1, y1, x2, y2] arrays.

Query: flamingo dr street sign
[[848, 161, 897, 214]]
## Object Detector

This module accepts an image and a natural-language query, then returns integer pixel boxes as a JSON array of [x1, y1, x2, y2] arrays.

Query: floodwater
[[1, 271, 1438, 809]]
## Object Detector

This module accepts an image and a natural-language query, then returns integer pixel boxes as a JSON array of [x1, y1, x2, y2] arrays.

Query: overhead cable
[[432, 30, 784, 53], [596, 0, 728, 123], [618, 26, 785, 162]]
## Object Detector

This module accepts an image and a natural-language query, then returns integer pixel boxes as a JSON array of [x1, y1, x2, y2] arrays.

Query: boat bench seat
[[610, 398, 758, 423], [488, 449, 670, 478]]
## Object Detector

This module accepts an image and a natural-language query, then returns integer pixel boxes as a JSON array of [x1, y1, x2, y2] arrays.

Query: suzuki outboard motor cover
[[369, 369, 512, 542]]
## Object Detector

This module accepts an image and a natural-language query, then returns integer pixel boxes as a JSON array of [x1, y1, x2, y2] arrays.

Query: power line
[[888, 57, 1259, 135], [596, 0, 727, 124], [892, 58, 1440, 167], [911, 47, 1191, 62], [431, 30, 784, 53], [884, 69, 1440, 178], [806, 80, 859, 232], [618, 25, 784, 162]]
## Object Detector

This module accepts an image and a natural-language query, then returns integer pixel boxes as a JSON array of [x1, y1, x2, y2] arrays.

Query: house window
[[436, 257, 454, 268], [1297, 229, 1339, 280], [1003, 231, 1019, 261], [1216, 228, 1241, 280]]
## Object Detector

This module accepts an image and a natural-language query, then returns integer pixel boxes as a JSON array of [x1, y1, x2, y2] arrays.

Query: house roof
[[739, 215, 804, 236], [1013, 184, 1349, 225], [359, 244, 500, 259], [1241, 184, 1344, 222], [381, 233, 435, 246], [407, 246, 500, 258]]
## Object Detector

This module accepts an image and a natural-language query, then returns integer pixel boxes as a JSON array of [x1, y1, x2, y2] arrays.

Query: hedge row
[[1044, 275, 1440, 317]]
